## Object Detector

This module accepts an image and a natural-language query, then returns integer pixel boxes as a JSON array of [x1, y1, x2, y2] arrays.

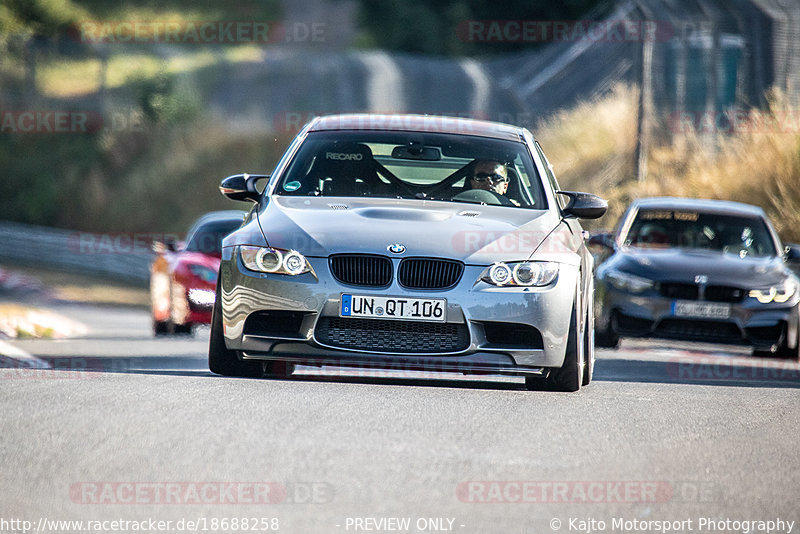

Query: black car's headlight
[[481, 261, 559, 287], [240, 246, 312, 275], [605, 269, 654, 293], [749, 279, 797, 304]]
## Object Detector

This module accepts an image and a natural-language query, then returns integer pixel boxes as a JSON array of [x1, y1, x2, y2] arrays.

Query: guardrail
[[0, 221, 151, 285]]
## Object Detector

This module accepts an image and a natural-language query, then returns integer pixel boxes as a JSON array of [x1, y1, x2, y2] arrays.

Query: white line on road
[[359, 51, 406, 113], [459, 58, 491, 117], [0, 340, 49, 368]]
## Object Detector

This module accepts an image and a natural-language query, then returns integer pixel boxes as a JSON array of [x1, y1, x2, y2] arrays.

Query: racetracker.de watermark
[[72, 21, 325, 44], [70, 482, 334, 504], [0, 111, 103, 134], [67, 232, 182, 255], [457, 19, 675, 43], [665, 356, 800, 382], [456, 481, 675, 504], [271, 112, 516, 136]]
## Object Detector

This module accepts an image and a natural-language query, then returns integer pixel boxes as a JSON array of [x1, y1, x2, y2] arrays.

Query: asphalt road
[[2, 302, 799, 534]]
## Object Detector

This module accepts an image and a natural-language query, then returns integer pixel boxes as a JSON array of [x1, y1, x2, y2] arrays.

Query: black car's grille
[[329, 254, 392, 287], [705, 285, 746, 303], [614, 312, 654, 334], [398, 258, 464, 289], [655, 319, 743, 342], [659, 282, 745, 302], [315, 317, 469, 353], [659, 283, 699, 300]]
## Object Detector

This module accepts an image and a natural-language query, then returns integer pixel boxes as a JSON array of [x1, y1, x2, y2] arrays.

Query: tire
[[582, 283, 595, 386], [153, 319, 171, 336], [526, 297, 584, 392], [208, 281, 263, 377], [172, 322, 193, 335], [594, 311, 620, 349], [594, 328, 619, 349], [263, 361, 295, 379]]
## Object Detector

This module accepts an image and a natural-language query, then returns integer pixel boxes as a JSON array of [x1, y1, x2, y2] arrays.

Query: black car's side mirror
[[220, 173, 269, 203], [558, 191, 608, 220]]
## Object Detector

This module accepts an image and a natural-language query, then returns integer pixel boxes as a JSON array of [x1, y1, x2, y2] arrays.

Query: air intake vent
[[330, 254, 392, 287], [316, 317, 469, 353], [398, 258, 464, 289], [458, 210, 481, 217]]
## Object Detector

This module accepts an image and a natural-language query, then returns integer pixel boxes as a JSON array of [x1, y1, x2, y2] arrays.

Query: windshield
[[184, 219, 243, 254], [275, 131, 548, 209], [623, 209, 777, 257]]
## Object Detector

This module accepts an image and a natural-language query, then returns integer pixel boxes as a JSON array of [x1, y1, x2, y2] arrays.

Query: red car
[[150, 211, 245, 335]]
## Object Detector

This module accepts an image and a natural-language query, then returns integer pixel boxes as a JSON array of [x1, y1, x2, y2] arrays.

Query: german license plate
[[672, 300, 731, 319], [340, 294, 446, 322]]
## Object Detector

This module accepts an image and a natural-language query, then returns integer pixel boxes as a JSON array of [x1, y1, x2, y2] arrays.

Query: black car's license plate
[[672, 300, 731, 319], [340, 294, 446, 322]]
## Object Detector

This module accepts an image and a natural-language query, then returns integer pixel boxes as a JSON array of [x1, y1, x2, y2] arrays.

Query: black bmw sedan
[[594, 197, 800, 359]]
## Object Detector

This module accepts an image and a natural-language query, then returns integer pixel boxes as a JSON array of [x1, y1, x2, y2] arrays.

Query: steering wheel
[[452, 189, 513, 206]]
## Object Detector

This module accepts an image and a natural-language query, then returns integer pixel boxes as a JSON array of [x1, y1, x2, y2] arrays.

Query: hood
[[613, 247, 790, 287], [256, 197, 568, 264]]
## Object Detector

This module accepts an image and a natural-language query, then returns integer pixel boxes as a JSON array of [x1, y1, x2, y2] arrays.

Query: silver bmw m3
[[209, 114, 607, 391]]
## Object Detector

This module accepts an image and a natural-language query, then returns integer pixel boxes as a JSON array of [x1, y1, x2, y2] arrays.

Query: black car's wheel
[[594, 310, 620, 349], [526, 300, 584, 392], [208, 282, 263, 377]]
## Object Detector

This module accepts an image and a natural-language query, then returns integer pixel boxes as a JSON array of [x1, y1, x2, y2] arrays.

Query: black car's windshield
[[275, 131, 548, 209], [624, 209, 777, 257], [184, 219, 243, 254]]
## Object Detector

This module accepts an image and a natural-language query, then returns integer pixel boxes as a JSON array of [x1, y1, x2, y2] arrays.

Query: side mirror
[[220, 173, 269, 203], [558, 191, 608, 220]]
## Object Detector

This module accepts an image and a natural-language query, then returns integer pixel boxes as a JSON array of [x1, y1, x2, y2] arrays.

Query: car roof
[[631, 197, 766, 218], [306, 113, 527, 142], [193, 210, 247, 224]]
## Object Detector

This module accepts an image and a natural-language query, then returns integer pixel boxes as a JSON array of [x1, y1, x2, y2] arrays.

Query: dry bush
[[535, 85, 800, 243]]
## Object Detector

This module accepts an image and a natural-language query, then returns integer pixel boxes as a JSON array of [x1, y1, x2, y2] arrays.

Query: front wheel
[[526, 302, 584, 392], [208, 282, 263, 377]]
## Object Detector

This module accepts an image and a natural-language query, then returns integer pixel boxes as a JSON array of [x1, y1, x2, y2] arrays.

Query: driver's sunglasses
[[473, 172, 508, 183]]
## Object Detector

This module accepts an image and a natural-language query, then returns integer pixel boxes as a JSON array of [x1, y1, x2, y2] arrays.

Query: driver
[[470, 160, 518, 205]]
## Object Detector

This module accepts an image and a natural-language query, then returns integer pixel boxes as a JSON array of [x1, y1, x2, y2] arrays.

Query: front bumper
[[218, 250, 580, 374], [598, 285, 800, 350]]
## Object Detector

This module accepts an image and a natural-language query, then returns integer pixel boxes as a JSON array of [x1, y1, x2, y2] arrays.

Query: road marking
[[0, 340, 50, 368], [359, 51, 406, 112], [459, 58, 491, 116]]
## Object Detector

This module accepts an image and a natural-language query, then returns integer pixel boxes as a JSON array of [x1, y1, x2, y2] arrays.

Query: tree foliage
[[357, 0, 611, 56]]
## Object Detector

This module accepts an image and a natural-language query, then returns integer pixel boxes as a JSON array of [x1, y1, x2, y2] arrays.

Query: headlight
[[187, 264, 217, 284], [240, 246, 312, 275], [187, 288, 216, 306], [606, 270, 654, 293], [482, 262, 559, 287], [749, 279, 797, 304]]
